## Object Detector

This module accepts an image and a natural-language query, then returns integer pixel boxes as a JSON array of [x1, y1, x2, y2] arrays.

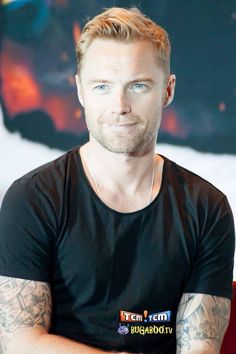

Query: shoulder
[[16, 146, 80, 184], [4, 147, 80, 199], [0, 147, 81, 222], [162, 155, 227, 205], [161, 155, 234, 233]]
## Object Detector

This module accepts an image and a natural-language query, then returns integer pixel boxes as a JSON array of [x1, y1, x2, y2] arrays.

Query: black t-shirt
[[0, 147, 235, 354]]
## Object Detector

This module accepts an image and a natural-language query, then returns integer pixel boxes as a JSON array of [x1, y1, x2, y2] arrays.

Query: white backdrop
[[0, 105, 235, 278]]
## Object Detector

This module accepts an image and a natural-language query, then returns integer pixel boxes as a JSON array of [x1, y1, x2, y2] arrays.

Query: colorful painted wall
[[1, 0, 236, 153]]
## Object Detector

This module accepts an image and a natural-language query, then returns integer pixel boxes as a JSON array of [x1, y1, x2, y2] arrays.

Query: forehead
[[80, 38, 164, 80]]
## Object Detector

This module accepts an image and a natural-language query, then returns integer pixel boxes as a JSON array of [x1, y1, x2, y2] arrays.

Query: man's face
[[76, 38, 174, 154]]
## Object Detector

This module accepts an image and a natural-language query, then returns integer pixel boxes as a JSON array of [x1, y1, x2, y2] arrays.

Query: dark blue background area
[[0, 0, 235, 153]]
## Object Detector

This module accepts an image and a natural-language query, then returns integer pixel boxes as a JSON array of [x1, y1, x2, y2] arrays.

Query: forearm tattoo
[[0, 276, 51, 353], [176, 293, 231, 354]]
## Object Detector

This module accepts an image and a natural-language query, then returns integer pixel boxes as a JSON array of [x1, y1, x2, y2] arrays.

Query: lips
[[107, 123, 138, 132], [108, 122, 137, 127], [106, 122, 137, 126]]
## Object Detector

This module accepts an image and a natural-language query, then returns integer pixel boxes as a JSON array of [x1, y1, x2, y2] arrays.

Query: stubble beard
[[86, 115, 160, 154], [91, 129, 156, 153]]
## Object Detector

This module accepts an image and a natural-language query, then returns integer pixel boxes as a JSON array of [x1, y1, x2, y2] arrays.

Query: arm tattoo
[[176, 293, 231, 354], [0, 327, 7, 354], [0, 276, 51, 352]]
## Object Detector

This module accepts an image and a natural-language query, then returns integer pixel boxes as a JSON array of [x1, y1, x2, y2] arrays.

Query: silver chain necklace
[[86, 151, 157, 206]]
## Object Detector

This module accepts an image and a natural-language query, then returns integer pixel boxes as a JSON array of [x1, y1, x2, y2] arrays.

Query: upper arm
[[176, 293, 231, 354], [0, 275, 52, 353]]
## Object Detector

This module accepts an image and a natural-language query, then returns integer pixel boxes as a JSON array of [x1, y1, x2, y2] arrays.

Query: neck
[[81, 138, 157, 195], [79, 138, 164, 212]]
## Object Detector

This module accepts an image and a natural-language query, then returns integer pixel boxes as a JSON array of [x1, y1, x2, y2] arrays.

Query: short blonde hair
[[76, 7, 171, 76]]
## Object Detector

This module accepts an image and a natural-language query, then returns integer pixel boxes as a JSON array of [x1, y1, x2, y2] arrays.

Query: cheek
[[136, 98, 162, 119], [132, 92, 163, 108], [83, 98, 107, 123], [84, 91, 108, 109]]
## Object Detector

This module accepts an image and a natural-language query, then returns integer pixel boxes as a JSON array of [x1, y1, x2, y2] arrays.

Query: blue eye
[[134, 83, 145, 88], [94, 84, 108, 91], [131, 83, 148, 92]]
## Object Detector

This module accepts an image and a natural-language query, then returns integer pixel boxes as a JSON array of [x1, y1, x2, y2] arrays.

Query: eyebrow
[[87, 78, 155, 85]]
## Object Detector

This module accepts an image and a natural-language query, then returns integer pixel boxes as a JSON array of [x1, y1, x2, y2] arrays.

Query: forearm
[[5, 329, 122, 354], [177, 339, 220, 354], [33, 333, 115, 354], [0, 278, 128, 354], [180, 351, 217, 354]]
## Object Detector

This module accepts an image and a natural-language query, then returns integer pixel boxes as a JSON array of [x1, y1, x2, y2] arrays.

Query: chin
[[100, 140, 152, 154], [91, 130, 155, 154]]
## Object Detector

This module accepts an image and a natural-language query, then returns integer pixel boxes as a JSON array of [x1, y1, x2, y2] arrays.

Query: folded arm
[[176, 293, 231, 354], [0, 276, 128, 354]]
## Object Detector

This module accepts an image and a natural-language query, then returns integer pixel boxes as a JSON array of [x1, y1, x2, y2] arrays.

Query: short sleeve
[[185, 196, 235, 299], [0, 177, 57, 282]]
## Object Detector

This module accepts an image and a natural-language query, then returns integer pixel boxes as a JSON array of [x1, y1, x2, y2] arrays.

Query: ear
[[75, 74, 84, 107], [163, 74, 176, 108]]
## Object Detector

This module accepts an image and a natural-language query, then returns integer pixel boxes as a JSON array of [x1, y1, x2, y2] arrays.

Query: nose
[[111, 89, 131, 115]]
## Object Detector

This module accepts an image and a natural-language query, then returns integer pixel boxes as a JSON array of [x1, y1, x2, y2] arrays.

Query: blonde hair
[[76, 7, 171, 76]]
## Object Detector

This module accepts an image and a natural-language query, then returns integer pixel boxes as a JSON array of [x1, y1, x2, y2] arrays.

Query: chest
[[52, 201, 199, 310]]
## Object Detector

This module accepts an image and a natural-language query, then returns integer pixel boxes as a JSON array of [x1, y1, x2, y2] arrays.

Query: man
[[0, 7, 234, 354]]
